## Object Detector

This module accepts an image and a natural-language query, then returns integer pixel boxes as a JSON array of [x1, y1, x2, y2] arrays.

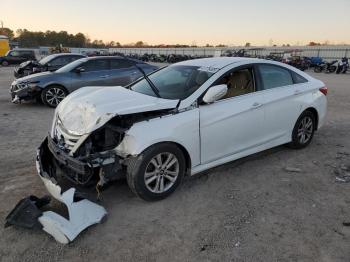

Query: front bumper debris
[[46, 135, 122, 185], [5, 138, 107, 244], [10, 84, 41, 103]]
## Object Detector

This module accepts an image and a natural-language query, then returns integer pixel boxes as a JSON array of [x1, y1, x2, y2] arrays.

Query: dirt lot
[[0, 66, 349, 262]]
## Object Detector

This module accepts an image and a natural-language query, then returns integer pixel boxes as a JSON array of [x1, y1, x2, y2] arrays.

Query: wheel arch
[[43, 83, 69, 94], [303, 107, 319, 130], [137, 141, 192, 175]]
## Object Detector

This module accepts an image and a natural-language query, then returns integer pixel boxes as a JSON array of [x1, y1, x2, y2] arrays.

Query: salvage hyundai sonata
[[37, 57, 327, 201]]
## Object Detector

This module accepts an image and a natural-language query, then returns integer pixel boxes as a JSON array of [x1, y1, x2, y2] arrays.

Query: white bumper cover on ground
[[35, 150, 107, 244]]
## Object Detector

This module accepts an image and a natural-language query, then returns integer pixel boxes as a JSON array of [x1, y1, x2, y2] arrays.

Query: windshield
[[39, 55, 54, 65], [56, 58, 86, 73], [131, 65, 215, 100]]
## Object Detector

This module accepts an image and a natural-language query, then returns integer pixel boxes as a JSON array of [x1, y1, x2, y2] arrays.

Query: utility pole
[[0, 20, 3, 29]]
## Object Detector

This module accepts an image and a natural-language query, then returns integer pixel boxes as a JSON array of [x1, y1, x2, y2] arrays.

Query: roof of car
[[11, 48, 35, 52], [45, 53, 86, 59], [86, 55, 125, 60], [176, 57, 259, 69]]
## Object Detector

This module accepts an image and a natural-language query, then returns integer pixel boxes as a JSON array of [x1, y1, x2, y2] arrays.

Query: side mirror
[[203, 84, 228, 104], [75, 67, 85, 73]]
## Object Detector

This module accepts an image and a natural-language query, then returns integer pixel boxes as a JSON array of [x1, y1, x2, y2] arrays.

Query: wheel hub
[[144, 152, 179, 193]]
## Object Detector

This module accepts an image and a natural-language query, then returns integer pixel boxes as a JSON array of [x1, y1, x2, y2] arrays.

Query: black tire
[[41, 85, 68, 108], [313, 66, 322, 73], [328, 66, 336, 73], [126, 143, 186, 201], [289, 111, 316, 149], [1, 60, 9, 66]]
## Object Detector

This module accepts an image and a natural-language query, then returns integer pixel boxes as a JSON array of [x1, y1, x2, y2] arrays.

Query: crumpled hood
[[56, 86, 179, 135], [15, 71, 52, 83]]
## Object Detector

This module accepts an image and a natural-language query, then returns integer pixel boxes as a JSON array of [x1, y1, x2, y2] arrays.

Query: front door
[[69, 59, 111, 91], [199, 66, 266, 164]]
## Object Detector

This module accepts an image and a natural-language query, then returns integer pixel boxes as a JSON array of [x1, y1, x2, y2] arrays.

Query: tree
[[308, 41, 321, 46], [0, 27, 14, 39], [135, 41, 145, 47], [245, 42, 251, 47]]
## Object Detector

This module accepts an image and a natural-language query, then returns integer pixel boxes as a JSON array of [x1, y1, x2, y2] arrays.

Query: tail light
[[319, 86, 328, 96]]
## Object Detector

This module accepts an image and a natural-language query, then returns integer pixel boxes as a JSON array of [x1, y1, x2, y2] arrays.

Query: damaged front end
[[49, 110, 173, 187], [6, 85, 179, 243], [5, 139, 107, 244]]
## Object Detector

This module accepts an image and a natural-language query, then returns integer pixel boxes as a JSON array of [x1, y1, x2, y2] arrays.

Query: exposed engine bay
[[49, 110, 175, 188]]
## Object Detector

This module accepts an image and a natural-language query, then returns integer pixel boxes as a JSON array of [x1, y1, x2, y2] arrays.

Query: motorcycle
[[336, 57, 349, 74], [313, 60, 337, 73]]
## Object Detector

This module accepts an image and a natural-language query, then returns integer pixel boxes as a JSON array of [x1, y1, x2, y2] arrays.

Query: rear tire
[[41, 85, 67, 108], [126, 143, 186, 201], [289, 111, 316, 149]]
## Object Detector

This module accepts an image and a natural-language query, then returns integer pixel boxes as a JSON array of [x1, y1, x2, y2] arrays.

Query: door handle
[[131, 71, 138, 75], [99, 75, 110, 78], [294, 89, 301, 95], [251, 102, 263, 109]]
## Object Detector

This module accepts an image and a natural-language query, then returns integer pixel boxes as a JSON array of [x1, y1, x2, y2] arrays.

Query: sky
[[2, 0, 350, 46]]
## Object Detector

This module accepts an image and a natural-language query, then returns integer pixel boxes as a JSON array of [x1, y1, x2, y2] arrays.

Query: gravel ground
[[0, 66, 350, 262]]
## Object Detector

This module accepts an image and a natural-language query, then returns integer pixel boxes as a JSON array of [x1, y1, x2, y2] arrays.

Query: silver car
[[10, 56, 158, 107]]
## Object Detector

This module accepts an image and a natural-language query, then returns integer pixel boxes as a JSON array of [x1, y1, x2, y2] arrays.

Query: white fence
[[109, 46, 350, 60]]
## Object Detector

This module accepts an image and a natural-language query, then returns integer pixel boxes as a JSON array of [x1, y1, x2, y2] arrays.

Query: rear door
[[257, 64, 303, 142], [108, 59, 141, 86], [69, 59, 111, 91]]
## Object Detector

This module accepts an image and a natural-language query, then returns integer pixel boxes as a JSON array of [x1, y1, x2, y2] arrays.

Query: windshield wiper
[[134, 64, 161, 98]]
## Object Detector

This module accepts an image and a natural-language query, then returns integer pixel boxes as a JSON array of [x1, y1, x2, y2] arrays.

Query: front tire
[[1, 60, 9, 66], [289, 111, 316, 149], [126, 143, 186, 201], [41, 85, 67, 108]]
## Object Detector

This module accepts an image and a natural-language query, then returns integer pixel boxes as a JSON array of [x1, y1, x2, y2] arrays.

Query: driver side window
[[215, 67, 255, 100], [9, 51, 19, 57]]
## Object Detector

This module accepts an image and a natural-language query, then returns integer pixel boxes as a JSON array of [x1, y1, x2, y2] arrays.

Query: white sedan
[[37, 57, 327, 201]]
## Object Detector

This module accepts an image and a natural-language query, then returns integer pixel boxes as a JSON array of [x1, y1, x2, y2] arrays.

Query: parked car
[[14, 53, 86, 78], [36, 57, 327, 202], [0, 49, 37, 66], [10, 56, 158, 107]]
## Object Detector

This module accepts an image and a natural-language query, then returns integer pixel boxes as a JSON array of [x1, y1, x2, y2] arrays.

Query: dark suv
[[14, 53, 86, 78], [0, 49, 36, 66]]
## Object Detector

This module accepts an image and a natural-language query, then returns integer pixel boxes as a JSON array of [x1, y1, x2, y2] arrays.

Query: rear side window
[[110, 59, 134, 69], [70, 56, 83, 62], [291, 71, 308, 84], [20, 51, 34, 57], [259, 64, 293, 90]]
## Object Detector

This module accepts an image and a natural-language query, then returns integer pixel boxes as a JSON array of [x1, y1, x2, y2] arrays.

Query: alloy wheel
[[297, 116, 313, 144], [45, 87, 66, 106], [144, 152, 179, 193]]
